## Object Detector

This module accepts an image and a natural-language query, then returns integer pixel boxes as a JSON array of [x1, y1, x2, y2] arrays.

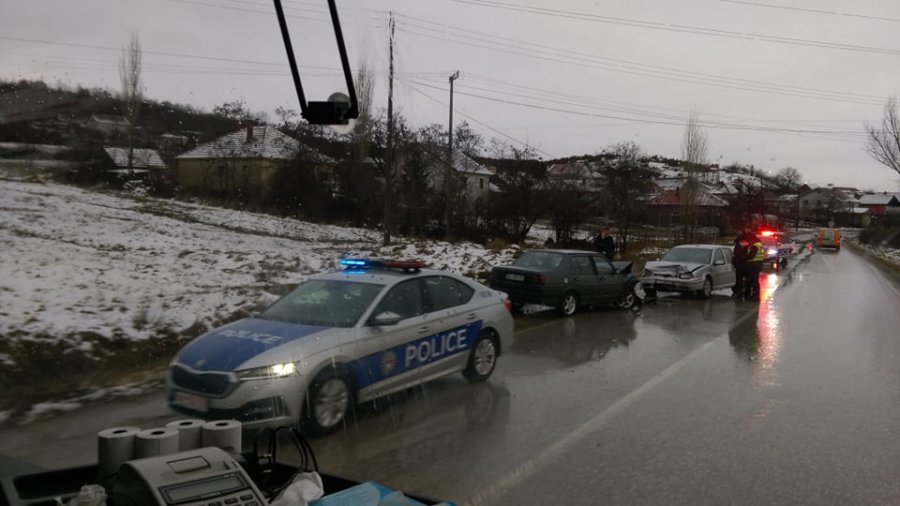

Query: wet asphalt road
[[3, 245, 900, 504]]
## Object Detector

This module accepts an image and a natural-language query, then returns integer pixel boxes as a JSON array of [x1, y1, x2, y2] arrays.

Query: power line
[[219, 0, 326, 16], [414, 77, 872, 137], [409, 80, 869, 142], [167, 0, 327, 21], [393, 12, 884, 103], [394, 23, 885, 107], [0, 35, 300, 68], [408, 85, 555, 158], [443, 0, 900, 57], [459, 72, 869, 127], [3, 52, 451, 80], [411, 76, 690, 124], [720, 0, 900, 24]]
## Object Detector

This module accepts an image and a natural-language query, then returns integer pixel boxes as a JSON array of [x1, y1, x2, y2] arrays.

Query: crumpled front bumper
[[642, 275, 704, 292]]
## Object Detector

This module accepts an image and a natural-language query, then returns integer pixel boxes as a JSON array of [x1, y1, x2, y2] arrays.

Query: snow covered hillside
[[0, 178, 518, 361]]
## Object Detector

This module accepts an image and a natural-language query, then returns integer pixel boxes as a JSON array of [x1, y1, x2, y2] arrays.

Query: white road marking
[[471, 260, 814, 505], [467, 306, 761, 506]]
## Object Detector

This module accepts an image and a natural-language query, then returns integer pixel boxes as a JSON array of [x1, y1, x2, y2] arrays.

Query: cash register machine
[[112, 447, 266, 506]]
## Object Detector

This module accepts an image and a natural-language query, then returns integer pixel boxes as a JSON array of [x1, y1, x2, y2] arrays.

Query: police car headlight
[[236, 362, 297, 381], [678, 272, 694, 279], [767, 248, 778, 256]]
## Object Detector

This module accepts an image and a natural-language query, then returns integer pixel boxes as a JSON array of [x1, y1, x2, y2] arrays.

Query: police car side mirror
[[370, 311, 402, 327]]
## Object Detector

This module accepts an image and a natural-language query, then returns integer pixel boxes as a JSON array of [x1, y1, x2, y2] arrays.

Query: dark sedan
[[489, 249, 643, 316]]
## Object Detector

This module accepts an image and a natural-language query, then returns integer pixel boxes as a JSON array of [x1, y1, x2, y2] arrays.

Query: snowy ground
[[0, 177, 518, 361], [854, 241, 900, 267]]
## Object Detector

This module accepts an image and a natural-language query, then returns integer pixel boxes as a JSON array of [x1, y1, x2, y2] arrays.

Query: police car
[[758, 229, 796, 270], [166, 259, 514, 435]]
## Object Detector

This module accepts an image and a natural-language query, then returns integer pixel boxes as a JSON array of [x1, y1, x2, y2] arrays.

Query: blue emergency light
[[340, 258, 368, 267]]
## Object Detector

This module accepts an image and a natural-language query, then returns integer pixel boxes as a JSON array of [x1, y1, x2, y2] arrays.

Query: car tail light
[[504, 298, 512, 312]]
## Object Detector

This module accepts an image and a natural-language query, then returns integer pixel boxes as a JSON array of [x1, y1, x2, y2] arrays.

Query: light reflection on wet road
[[3, 247, 900, 505]]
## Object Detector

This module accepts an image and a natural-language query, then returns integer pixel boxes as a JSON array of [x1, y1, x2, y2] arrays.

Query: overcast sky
[[3, 0, 900, 190]]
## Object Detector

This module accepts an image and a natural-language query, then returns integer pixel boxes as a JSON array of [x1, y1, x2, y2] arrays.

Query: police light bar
[[382, 260, 429, 269], [759, 230, 777, 237], [340, 258, 429, 271]]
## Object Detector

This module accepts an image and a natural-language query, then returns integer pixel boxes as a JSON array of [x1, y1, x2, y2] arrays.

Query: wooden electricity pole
[[383, 13, 395, 245]]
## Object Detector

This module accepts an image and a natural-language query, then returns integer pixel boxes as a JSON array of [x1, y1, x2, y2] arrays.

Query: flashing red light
[[381, 259, 428, 269], [759, 230, 776, 237]]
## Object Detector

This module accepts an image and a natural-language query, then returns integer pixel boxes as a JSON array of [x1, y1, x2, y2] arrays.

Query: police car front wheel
[[304, 369, 353, 435], [464, 332, 499, 382]]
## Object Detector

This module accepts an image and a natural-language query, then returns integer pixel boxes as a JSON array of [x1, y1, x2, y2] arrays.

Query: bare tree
[[352, 62, 376, 162], [681, 109, 709, 242], [213, 100, 266, 124], [865, 97, 900, 178], [775, 166, 803, 191], [545, 171, 594, 245], [119, 31, 142, 174], [488, 146, 547, 242], [601, 141, 655, 254]]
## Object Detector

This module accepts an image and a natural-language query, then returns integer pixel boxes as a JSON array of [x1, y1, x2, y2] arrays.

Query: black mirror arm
[[273, 0, 359, 124], [328, 0, 359, 119], [273, 0, 307, 112]]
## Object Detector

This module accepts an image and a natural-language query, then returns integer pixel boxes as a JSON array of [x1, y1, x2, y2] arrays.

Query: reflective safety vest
[[747, 241, 765, 263]]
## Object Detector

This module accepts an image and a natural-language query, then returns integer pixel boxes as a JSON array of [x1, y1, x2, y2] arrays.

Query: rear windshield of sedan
[[258, 279, 385, 328], [514, 251, 565, 270], [661, 248, 712, 264]]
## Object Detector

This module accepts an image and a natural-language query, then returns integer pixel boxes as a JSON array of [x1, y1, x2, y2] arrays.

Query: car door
[[350, 278, 428, 401], [570, 255, 601, 304], [591, 255, 625, 302], [415, 275, 480, 380], [712, 248, 735, 288]]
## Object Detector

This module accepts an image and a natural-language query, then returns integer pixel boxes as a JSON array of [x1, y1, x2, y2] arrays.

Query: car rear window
[[424, 276, 475, 311], [514, 251, 565, 270], [662, 248, 712, 264]]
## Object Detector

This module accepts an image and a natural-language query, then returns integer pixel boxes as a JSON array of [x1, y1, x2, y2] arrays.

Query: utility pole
[[383, 13, 395, 246], [443, 70, 459, 237]]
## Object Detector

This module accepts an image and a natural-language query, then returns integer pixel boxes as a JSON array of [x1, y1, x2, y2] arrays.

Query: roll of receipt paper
[[135, 427, 180, 458], [97, 426, 141, 479], [201, 420, 242, 451], [166, 419, 205, 451]]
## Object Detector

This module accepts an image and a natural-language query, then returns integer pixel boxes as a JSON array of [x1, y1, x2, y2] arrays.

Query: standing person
[[744, 232, 765, 301], [594, 227, 616, 260], [732, 232, 749, 299]]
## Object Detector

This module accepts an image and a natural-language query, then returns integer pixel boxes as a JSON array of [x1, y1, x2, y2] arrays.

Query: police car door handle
[[417, 326, 430, 334]]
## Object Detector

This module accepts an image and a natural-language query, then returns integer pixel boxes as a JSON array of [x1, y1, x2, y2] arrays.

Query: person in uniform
[[744, 233, 765, 302], [732, 232, 749, 298]]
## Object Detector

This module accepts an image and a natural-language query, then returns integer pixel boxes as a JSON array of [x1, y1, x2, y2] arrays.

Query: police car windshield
[[662, 248, 712, 265], [258, 279, 384, 328], [514, 251, 565, 270]]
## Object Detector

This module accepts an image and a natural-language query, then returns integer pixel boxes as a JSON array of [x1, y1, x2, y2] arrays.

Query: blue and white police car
[[166, 259, 515, 435]]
